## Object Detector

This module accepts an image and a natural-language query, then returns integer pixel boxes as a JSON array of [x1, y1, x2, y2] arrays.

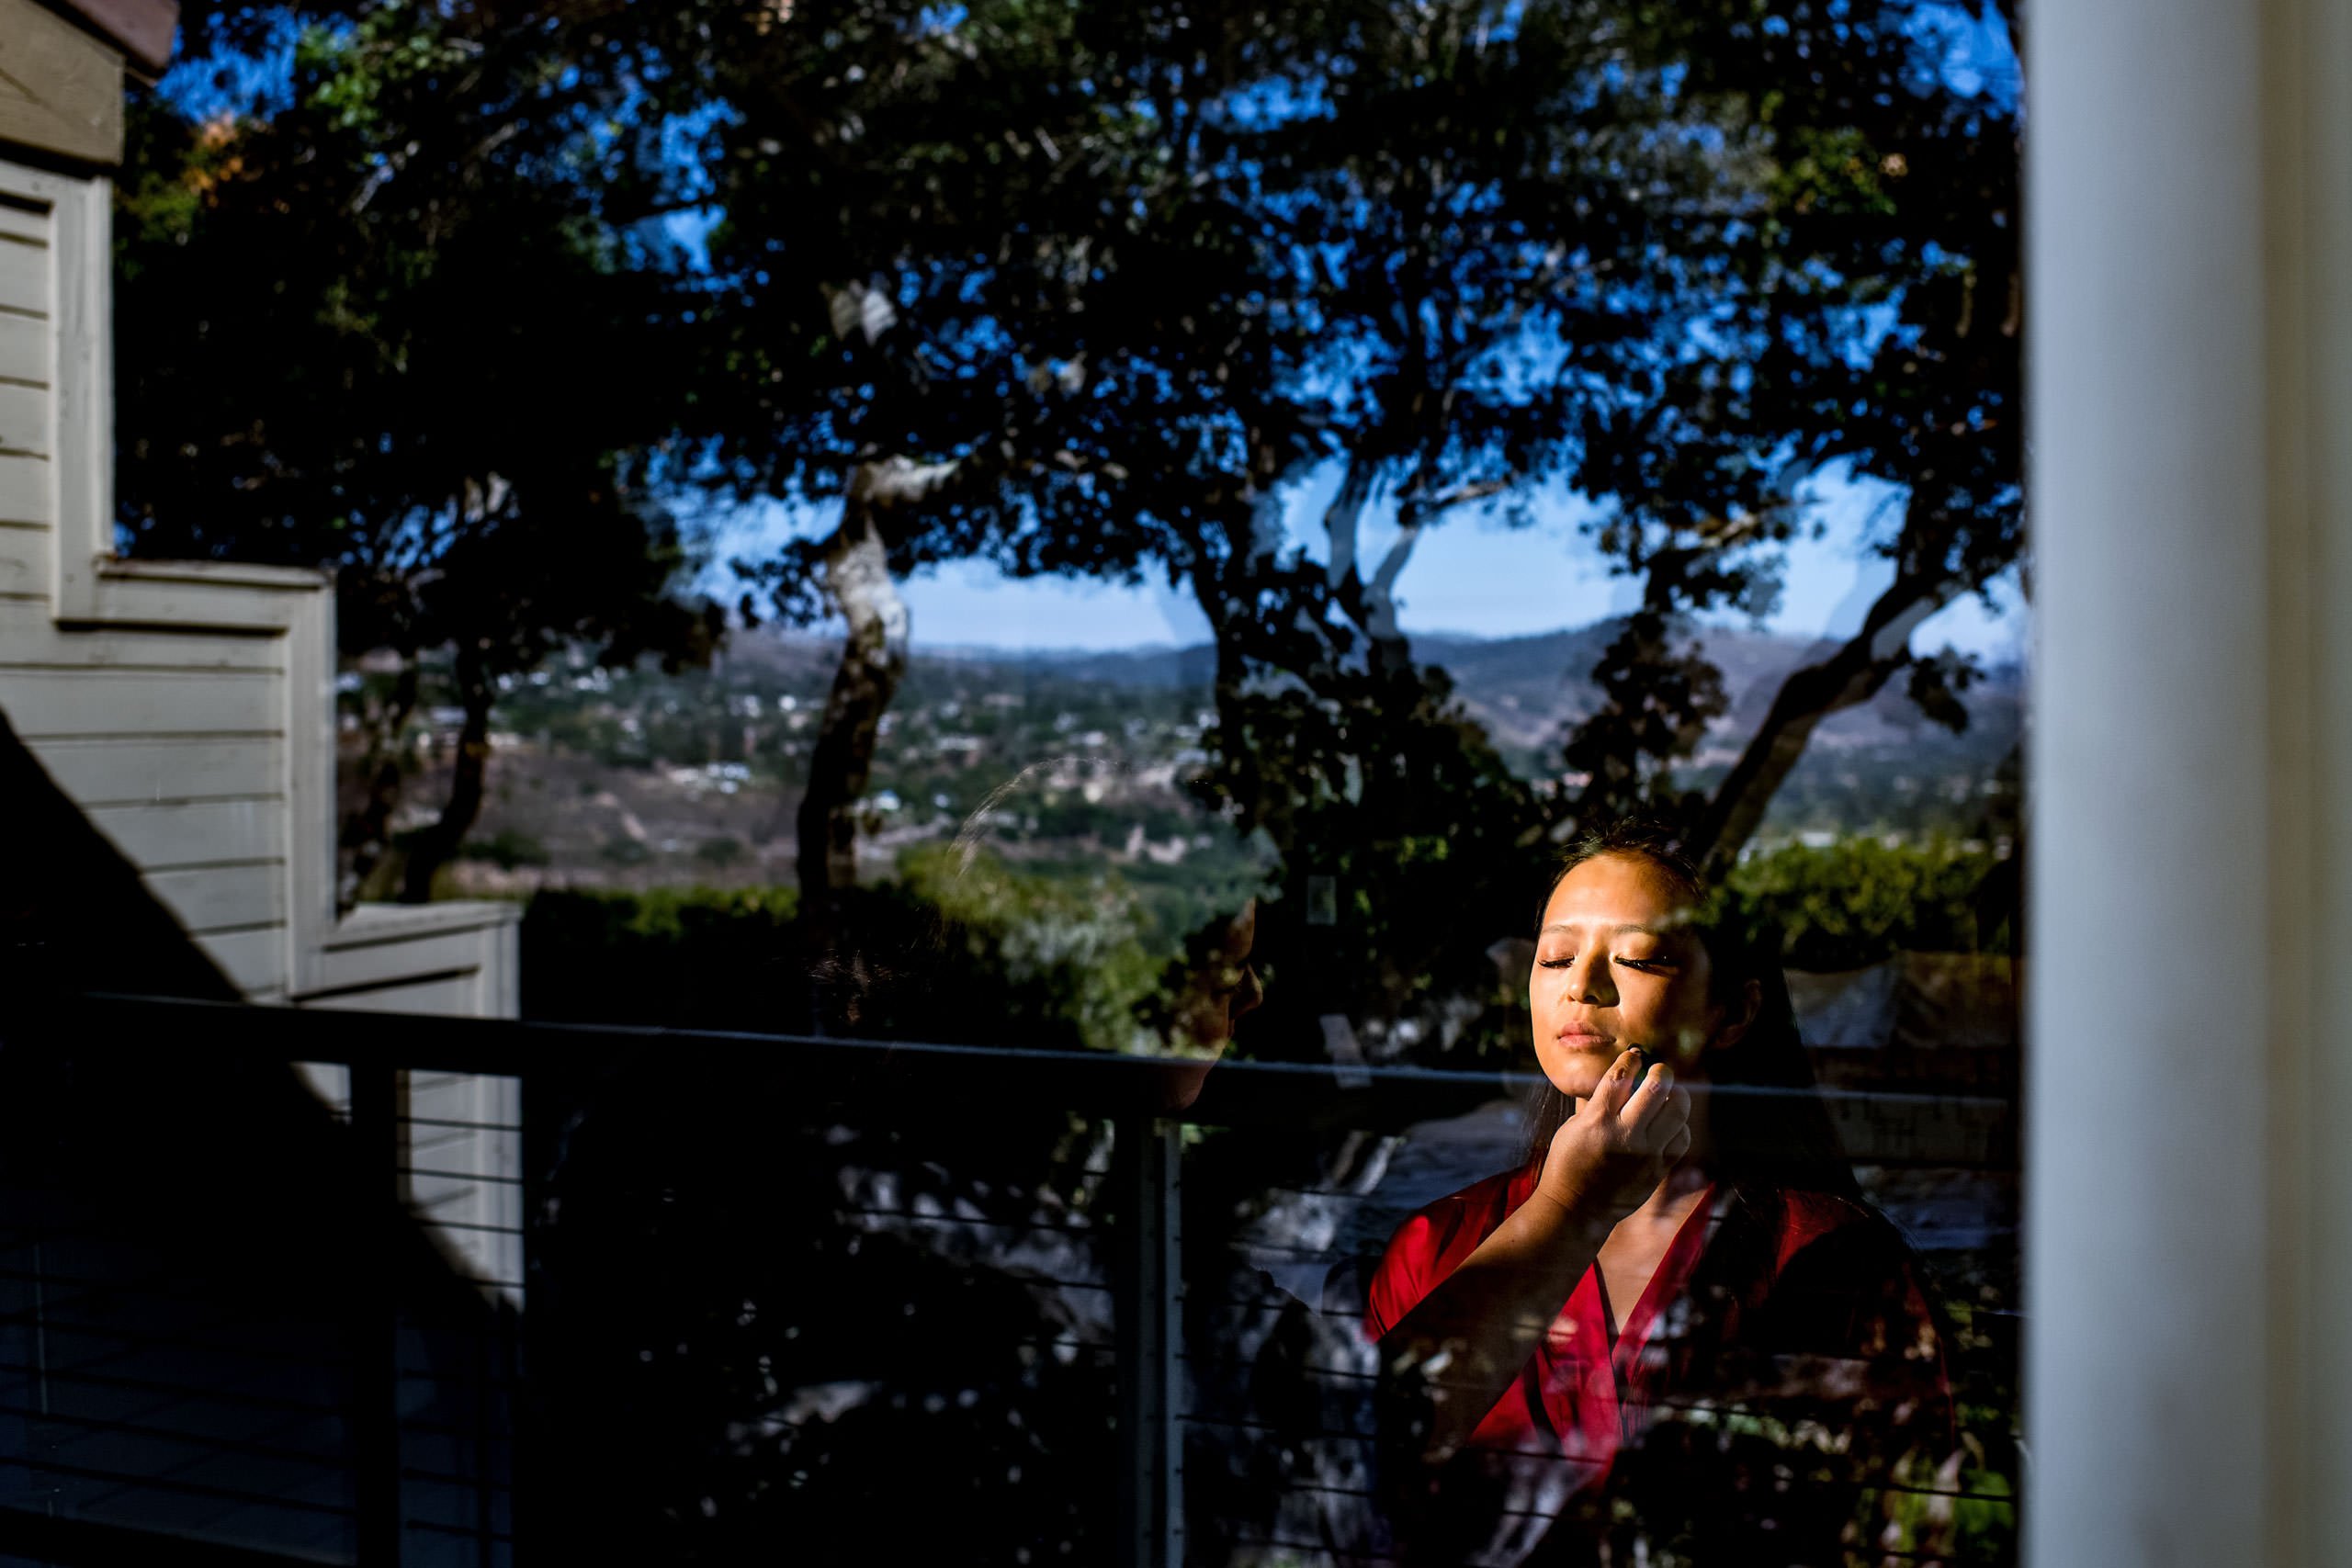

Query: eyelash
[[1538, 957, 1669, 974]]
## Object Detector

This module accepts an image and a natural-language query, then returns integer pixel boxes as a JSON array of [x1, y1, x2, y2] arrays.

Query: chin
[[1537, 1044, 1618, 1100]]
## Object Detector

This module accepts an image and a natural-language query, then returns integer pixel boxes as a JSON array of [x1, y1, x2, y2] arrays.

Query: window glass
[[0, 1, 2021, 1562]]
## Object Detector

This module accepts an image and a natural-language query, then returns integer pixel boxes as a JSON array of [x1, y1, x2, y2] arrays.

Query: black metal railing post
[[1112, 1114, 1182, 1568], [348, 1062, 402, 1567]]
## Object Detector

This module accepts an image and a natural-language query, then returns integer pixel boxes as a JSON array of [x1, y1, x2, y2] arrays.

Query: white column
[[2030, 0, 2352, 1562]]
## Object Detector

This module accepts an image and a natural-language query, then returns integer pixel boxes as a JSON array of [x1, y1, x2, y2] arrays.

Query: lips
[[1555, 1025, 1613, 1048]]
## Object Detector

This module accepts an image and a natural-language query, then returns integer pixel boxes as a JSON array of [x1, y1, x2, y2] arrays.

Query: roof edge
[[37, 0, 176, 73]]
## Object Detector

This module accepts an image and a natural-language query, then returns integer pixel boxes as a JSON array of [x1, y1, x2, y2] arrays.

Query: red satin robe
[[1363, 1160, 1947, 1501]]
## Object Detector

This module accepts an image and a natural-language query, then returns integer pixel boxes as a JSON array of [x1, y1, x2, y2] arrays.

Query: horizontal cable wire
[[399, 1168, 523, 1187], [7, 1455, 356, 1518], [832, 1205, 1103, 1236], [0, 1309, 356, 1376], [0, 1401, 350, 1472], [0, 1358, 347, 1418], [398, 1462, 512, 1494]]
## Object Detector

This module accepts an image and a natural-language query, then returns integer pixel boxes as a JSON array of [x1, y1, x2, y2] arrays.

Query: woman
[[1365, 821, 1954, 1565]]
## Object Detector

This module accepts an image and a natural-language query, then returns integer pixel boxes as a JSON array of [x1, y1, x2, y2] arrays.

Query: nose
[[1566, 945, 1615, 1006], [1229, 964, 1263, 1027]]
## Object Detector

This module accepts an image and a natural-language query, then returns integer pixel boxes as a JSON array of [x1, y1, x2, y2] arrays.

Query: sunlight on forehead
[[1542, 854, 1702, 934]]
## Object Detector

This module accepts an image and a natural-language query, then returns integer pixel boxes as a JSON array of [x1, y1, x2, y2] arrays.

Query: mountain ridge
[[727, 618, 2022, 763]]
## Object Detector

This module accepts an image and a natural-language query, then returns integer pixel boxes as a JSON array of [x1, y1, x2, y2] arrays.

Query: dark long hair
[[1521, 819, 1860, 1200]]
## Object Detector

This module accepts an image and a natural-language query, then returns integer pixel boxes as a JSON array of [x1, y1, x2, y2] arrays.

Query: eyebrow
[[1538, 920, 1665, 937]]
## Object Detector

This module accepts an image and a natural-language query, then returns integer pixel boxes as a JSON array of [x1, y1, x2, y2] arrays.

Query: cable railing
[[0, 992, 2022, 1568]]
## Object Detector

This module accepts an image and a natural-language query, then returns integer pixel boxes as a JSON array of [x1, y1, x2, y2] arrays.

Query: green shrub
[[894, 842, 1161, 1055], [520, 885, 803, 1031], [1725, 837, 2011, 970], [519, 855, 1164, 1055]]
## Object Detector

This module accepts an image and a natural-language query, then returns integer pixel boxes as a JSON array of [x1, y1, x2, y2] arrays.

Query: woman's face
[[1530, 852, 1734, 1100]]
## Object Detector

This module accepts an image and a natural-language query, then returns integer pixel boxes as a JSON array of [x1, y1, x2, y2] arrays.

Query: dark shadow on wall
[[0, 707, 514, 1567]]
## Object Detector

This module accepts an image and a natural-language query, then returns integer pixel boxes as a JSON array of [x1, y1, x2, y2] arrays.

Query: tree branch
[[1686, 570, 1958, 878], [1399, 477, 1508, 527], [1320, 454, 1378, 593]]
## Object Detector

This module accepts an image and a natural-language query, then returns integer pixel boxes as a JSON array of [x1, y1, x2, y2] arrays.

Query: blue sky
[[701, 466, 2028, 660]]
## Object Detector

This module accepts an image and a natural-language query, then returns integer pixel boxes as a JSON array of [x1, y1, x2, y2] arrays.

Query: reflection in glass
[[1367, 822, 1955, 1564]]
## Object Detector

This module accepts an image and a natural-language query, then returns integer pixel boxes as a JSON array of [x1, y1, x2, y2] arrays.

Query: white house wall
[[0, 149, 525, 1302]]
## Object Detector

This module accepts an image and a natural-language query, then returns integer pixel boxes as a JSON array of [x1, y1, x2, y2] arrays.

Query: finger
[[1621, 1061, 1668, 1127], [1634, 1077, 1688, 1144], [1662, 1123, 1693, 1162], [1597, 1049, 1645, 1113]]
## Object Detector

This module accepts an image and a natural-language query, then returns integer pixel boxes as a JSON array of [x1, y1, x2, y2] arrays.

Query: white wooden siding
[[86, 797, 283, 868], [0, 666, 283, 738], [312, 920, 517, 1001], [0, 236, 43, 322], [402, 1070, 523, 1294], [27, 735, 284, 804], [146, 862, 285, 935], [0, 605, 284, 669], [0, 308, 44, 381], [0, 452, 46, 522], [192, 927, 287, 995], [0, 379, 42, 455], [0, 536, 41, 598]]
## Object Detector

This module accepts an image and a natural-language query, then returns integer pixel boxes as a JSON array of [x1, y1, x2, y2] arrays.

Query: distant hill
[[947, 642, 1221, 690], [444, 616, 2018, 899], [720, 617, 2021, 779], [913, 619, 2021, 764], [1414, 622, 2022, 763]]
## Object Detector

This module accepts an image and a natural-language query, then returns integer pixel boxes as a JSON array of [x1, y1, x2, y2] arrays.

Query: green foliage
[[554, 883, 800, 943], [1555, 0, 2024, 862], [117, 15, 709, 660], [1201, 662, 1555, 1066], [895, 843, 1162, 1054], [520, 855, 1160, 1052], [1726, 837, 2010, 971], [118, 3, 721, 899], [521, 884, 803, 1031], [695, 835, 747, 867]]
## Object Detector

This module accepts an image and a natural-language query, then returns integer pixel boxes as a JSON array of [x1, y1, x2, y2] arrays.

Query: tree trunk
[[1355, 519, 1422, 679], [795, 504, 913, 913], [1321, 454, 1425, 677], [400, 647, 494, 903], [1685, 571, 1956, 879], [1182, 448, 1300, 699], [792, 453, 973, 896]]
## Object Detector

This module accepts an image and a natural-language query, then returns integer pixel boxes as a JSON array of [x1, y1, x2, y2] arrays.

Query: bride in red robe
[[1364, 822, 1957, 1566]]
